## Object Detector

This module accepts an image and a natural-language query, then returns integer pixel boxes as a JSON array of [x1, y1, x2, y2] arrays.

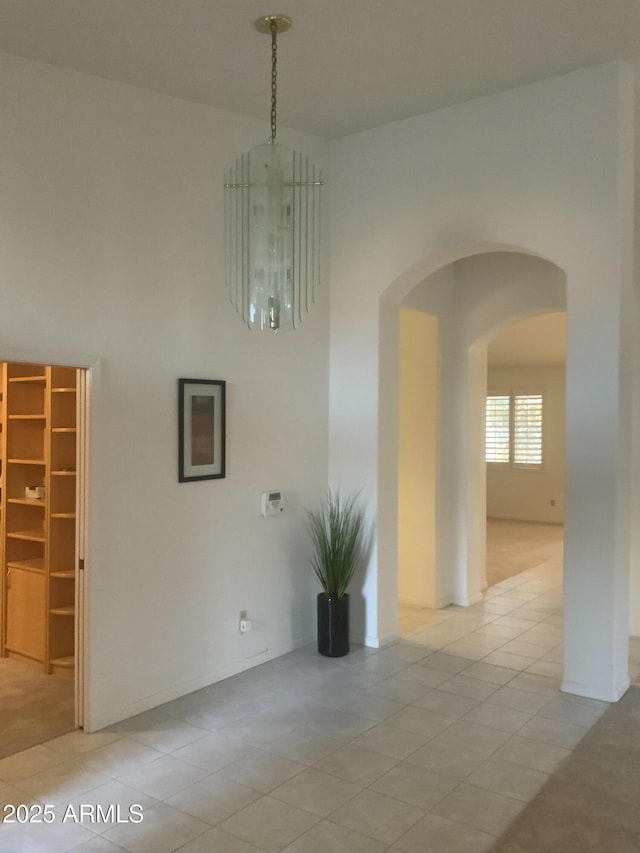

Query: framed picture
[[178, 379, 226, 482]]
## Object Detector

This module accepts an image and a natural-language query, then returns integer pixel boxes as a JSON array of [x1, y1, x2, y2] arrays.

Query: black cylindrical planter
[[317, 593, 349, 657]]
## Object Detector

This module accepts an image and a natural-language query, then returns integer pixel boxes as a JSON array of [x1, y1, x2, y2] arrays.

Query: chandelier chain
[[270, 19, 278, 142]]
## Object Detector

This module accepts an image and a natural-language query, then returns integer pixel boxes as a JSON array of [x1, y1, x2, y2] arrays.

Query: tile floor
[[0, 528, 622, 852]]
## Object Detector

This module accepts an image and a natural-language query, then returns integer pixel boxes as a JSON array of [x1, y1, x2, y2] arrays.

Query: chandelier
[[224, 15, 323, 332]]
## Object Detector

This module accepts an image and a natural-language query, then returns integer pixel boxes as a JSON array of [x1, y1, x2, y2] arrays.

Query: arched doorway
[[384, 250, 566, 609]]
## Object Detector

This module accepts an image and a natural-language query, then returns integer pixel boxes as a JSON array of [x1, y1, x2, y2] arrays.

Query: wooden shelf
[[50, 605, 74, 616], [7, 558, 45, 574], [7, 528, 46, 542], [8, 376, 46, 384], [8, 415, 46, 421], [2, 360, 78, 678], [50, 655, 74, 667]]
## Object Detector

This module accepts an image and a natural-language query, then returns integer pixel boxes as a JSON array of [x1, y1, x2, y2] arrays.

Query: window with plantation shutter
[[486, 392, 543, 466], [486, 396, 510, 463], [514, 394, 543, 465]]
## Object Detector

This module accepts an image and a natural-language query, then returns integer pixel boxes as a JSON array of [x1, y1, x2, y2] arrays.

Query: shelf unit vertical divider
[[44, 366, 52, 673], [0, 363, 6, 659]]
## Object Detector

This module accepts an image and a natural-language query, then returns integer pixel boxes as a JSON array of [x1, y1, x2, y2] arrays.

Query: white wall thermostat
[[261, 490, 285, 517]]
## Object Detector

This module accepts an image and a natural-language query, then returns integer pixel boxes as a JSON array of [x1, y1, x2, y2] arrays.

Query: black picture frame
[[178, 379, 226, 482]]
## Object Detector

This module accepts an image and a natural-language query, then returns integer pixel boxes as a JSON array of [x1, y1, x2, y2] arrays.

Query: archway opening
[[384, 251, 567, 654]]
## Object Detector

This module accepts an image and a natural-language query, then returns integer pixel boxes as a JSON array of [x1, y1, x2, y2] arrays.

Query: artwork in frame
[[178, 379, 226, 482]]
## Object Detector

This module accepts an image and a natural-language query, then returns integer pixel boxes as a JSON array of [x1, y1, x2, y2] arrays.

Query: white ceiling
[[488, 313, 566, 368], [0, 0, 639, 139]]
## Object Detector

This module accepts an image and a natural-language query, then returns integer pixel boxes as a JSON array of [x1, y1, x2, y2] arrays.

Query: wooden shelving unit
[[0, 362, 78, 676]]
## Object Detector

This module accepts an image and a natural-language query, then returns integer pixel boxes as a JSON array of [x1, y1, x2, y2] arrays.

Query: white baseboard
[[561, 677, 630, 703], [452, 592, 484, 607]]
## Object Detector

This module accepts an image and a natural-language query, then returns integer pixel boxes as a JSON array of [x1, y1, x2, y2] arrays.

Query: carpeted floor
[[492, 686, 640, 851], [0, 658, 75, 759], [486, 520, 563, 587]]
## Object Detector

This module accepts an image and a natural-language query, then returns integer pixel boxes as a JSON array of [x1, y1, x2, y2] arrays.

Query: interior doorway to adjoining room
[[0, 360, 86, 757], [484, 312, 566, 590]]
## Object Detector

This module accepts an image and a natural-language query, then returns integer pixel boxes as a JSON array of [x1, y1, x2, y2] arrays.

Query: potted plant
[[307, 490, 365, 657]]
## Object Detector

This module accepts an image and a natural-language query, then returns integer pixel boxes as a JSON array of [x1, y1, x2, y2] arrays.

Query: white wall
[[330, 62, 635, 701], [0, 52, 330, 730], [487, 365, 565, 524]]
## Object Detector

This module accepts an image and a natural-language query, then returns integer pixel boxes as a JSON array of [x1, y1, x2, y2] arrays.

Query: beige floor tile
[[485, 686, 552, 715], [103, 801, 209, 853], [410, 688, 479, 718], [380, 643, 431, 664], [270, 767, 361, 816], [405, 740, 489, 780], [482, 651, 535, 671], [492, 735, 570, 773], [466, 757, 550, 802], [507, 671, 559, 696], [16, 758, 110, 808], [261, 728, 342, 765], [432, 781, 524, 836], [73, 837, 131, 852], [52, 779, 158, 834], [80, 738, 165, 779], [440, 641, 491, 661], [525, 659, 563, 679], [314, 744, 398, 786], [356, 677, 429, 704], [498, 639, 553, 659], [217, 748, 306, 793], [393, 812, 496, 853], [218, 795, 319, 853], [128, 717, 210, 754], [115, 755, 210, 801], [330, 789, 424, 845], [462, 662, 518, 686], [537, 693, 609, 728], [165, 773, 260, 824], [434, 719, 512, 758], [418, 652, 473, 674], [0, 816, 97, 852], [217, 714, 296, 747], [170, 732, 254, 773], [175, 826, 265, 852], [518, 714, 589, 749], [351, 723, 428, 759], [461, 702, 532, 734], [438, 675, 500, 701], [281, 819, 388, 853], [370, 761, 457, 809], [395, 663, 453, 687], [0, 744, 63, 784], [46, 730, 123, 756], [384, 705, 454, 739], [304, 708, 376, 740]]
